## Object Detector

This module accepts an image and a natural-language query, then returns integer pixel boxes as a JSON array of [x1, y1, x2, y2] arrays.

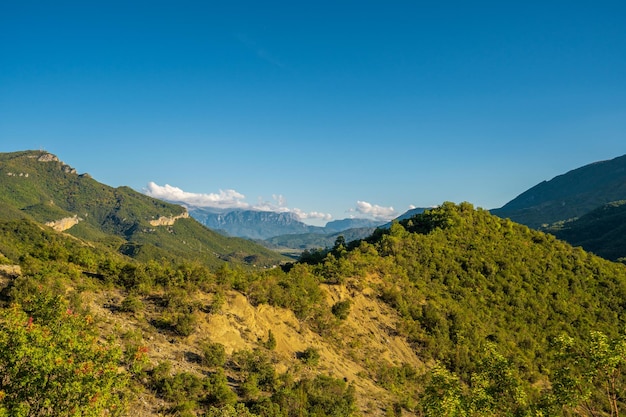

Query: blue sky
[[2, 1, 625, 225]]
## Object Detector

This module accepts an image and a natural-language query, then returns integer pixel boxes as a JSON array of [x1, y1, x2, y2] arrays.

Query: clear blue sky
[[2, 1, 625, 225]]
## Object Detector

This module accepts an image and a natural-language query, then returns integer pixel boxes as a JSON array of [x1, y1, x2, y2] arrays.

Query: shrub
[[119, 293, 143, 313], [265, 330, 277, 350], [0, 299, 129, 416], [332, 300, 352, 320], [300, 346, 321, 366], [174, 312, 197, 336], [202, 341, 226, 368]]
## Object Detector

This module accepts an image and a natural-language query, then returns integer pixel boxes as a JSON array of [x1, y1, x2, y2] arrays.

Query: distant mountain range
[[187, 208, 320, 240], [186, 207, 385, 240], [183, 206, 433, 251]]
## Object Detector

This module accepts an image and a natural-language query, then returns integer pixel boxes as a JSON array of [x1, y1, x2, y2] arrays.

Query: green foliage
[[205, 369, 238, 407], [331, 300, 351, 320], [298, 247, 328, 264], [421, 345, 533, 416], [232, 349, 276, 391], [174, 312, 197, 336], [158, 371, 207, 406], [201, 341, 227, 368], [299, 347, 321, 366], [374, 363, 420, 409], [265, 330, 277, 350], [420, 332, 626, 416], [119, 293, 143, 314], [0, 297, 128, 416], [549, 331, 626, 416], [268, 374, 357, 417], [244, 264, 328, 326], [205, 403, 259, 416], [421, 364, 466, 417], [150, 363, 237, 411]]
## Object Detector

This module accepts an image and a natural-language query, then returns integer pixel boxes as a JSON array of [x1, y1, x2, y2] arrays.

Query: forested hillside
[[0, 150, 286, 268], [547, 200, 626, 262], [2, 201, 626, 416]]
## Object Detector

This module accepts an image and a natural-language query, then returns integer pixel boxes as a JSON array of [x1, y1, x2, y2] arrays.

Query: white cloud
[[144, 182, 249, 209], [144, 182, 332, 222], [353, 200, 397, 221], [292, 208, 333, 221]]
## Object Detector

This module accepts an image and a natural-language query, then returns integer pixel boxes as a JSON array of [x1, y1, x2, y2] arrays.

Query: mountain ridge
[[0, 150, 286, 268], [186, 206, 386, 239], [491, 153, 626, 228]]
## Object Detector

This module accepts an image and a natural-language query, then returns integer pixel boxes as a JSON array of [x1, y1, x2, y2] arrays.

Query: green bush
[[0, 298, 129, 416], [119, 293, 143, 313], [201, 341, 226, 368], [265, 330, 277, 350], [300, 347, 321, 366], [174, 312, 197, 336], [331, 300, 351, 320]]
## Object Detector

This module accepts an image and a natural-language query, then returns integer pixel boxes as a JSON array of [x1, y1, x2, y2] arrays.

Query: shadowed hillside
[[491, 154, 626, 228], [547, 200, 626, 262]]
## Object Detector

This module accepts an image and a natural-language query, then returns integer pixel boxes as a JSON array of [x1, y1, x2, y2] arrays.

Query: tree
[[551, 331, 626, 416], [331, 300, 351, 320], [333, 235, 346, 251], [421, 364, 467, 417], [0, 299, 128, 416]]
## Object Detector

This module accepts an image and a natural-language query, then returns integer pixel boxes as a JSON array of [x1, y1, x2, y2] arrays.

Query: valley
[[1, 150, 626, 416]]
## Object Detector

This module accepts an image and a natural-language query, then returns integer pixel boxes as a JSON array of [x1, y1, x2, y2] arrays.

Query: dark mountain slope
[[491, 154, 626, 228], [547, 200, 626, 262], [0, 150, 286, 267]]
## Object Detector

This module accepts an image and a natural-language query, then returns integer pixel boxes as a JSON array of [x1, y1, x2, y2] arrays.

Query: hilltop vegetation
[[3, 200, 626, 416]]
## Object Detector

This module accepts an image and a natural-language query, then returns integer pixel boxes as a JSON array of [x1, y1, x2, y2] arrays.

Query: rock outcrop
[[45, 215, 82, 232], [37, 153, 60, 162], [0, 264, 21, 278], [149, 211, 189, 226]]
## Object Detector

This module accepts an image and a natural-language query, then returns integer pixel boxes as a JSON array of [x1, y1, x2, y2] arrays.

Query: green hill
[[0, 150, 286, 268], [3, 159, 626, 416]]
